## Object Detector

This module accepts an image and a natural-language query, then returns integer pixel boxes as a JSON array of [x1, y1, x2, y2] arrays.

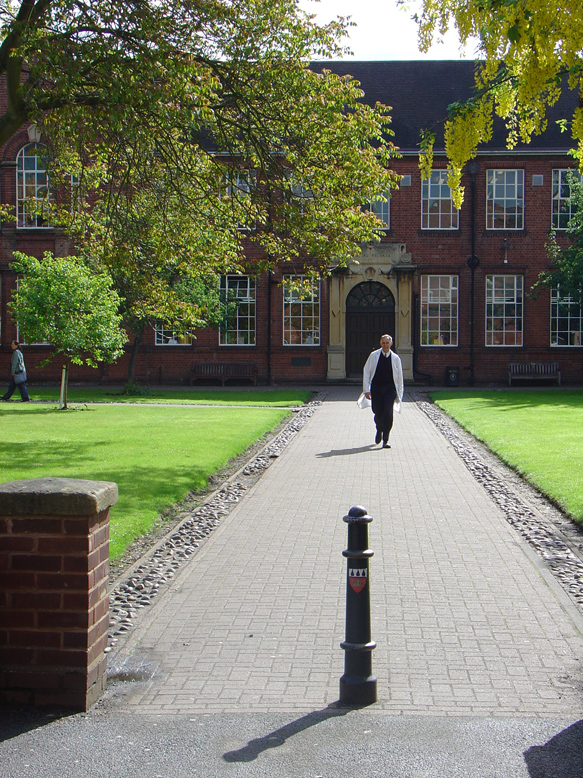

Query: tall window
[[289, 178, 313, 215], [16, 144, 49, 228], [552, 169, 581, 229], [154, 325, 193, 346], [486, 275, 523, 346], [550, 288, 583, 346], [421, 171, 459, 229], [486, 169, 524, 229], [225, 170, 254, 230], [420, 275, 458, 346], [220, 275, 256, 345], [368, 193, 390, 230], [283, 275, 320, 345]]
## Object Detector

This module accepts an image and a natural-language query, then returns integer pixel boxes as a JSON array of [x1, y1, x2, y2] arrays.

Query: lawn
[[27, 386, 314, 407], [0, 398, 297, 559], [430, 390, 583, 525]]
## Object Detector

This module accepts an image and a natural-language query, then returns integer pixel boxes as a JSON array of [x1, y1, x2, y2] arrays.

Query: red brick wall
[[1, 117, 580, 386], [0, 478, 116, 710]]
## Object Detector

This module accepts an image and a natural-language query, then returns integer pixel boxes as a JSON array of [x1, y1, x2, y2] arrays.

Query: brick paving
[[114, 386, 583, 715]]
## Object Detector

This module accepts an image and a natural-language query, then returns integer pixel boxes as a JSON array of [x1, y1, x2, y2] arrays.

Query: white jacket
[[363, 348, 404, 413]]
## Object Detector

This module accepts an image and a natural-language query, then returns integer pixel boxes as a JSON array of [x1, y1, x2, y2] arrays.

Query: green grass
[[27, 386, 313, 407], [430, 390, 583, 525], [1, 402, 291, 559]]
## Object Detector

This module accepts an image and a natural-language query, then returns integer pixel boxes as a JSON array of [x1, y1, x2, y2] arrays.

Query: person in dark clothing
[[362, 334, 403, 448], [1, 340, 30, 402]]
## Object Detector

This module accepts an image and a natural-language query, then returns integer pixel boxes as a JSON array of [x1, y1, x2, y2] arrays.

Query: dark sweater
[[371, 352, 395, 390]]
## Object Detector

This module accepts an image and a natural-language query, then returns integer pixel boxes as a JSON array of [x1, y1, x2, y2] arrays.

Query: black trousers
[[371, 384, 396, 442]]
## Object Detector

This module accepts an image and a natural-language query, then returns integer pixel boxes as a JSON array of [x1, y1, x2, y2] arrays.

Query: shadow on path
[[222, 703, 350, 762], [523, 720, 583, 777], [0, 705, 74, 743], [316, 445, 377, 458]]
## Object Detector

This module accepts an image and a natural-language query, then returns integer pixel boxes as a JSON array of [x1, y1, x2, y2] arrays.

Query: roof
[[310, 61, 579, 154]]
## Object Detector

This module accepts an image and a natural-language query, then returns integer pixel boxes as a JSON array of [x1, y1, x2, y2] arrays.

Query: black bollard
[[339, 505, 377, 706]]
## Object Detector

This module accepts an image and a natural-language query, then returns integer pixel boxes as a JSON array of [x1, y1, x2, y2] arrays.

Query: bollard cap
[[343, 505, 373, 523]]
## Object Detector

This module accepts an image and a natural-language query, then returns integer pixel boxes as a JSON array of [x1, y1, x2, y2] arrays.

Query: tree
[[1, 2, 399, 381], [415, 0, 583, 205], [9, 252, 128, 407], [1, 0, 399, 279]]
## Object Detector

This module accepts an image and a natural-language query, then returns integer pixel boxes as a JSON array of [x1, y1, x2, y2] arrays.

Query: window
[[289, 178, 313, 215], [486, 169, 524, 230], [552, 169, 581, 229], [421, 171, 459, 229], [154, 325, 193, 346], [420, 275, 458, 346], [220, 275, 256, 345], [368, 193, 390, 229], [16, 144, 50, 228], [550, 288, 583, 346], [283, 275, 320, 345], [226, 170, 251, 198], [225, 170, 255, 230], [486, 275, 523, 346]]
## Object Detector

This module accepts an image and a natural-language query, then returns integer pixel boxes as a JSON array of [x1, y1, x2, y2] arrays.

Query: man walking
[[363, 334, 404, 448]]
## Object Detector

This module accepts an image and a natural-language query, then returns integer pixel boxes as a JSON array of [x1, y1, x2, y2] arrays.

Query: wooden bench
[[508, 362, 561, 386], [190, 362, 258, 386]]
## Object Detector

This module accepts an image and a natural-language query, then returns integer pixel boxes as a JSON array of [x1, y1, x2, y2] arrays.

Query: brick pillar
[[0, 477, 118, 710]]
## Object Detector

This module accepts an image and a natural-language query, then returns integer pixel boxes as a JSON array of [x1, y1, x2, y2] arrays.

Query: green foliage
[[0, 0, 400, 338], [416, 0, 583, 203], [122, 383, 153, 397], [9, 252, 128, 367], [533, 175, 583, 297]]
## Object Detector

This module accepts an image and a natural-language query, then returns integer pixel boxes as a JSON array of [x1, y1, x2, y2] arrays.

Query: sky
[[299, 0, 480, 61]]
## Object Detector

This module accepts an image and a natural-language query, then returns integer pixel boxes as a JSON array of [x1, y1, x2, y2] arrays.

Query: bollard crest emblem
[[349, 568, 367, 593]]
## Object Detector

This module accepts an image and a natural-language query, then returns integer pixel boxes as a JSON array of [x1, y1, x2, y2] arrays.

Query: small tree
[[9, 252, 128, 408]]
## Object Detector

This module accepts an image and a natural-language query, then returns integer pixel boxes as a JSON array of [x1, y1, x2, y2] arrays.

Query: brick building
[[1, 62, 581, 386]]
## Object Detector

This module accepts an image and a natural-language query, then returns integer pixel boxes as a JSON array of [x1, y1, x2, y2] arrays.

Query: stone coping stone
[[0, 477, 118, 516]]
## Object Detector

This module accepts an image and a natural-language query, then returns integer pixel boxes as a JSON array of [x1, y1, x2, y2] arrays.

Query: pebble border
[[106, 396, 324, 656], [419, 397, 583, 614]]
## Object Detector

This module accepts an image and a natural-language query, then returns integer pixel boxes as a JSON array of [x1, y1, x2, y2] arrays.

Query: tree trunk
[[127, 326, 145, 384], [59, 360, 70, 410]]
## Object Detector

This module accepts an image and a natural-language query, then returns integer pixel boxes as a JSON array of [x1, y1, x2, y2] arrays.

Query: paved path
[[111, 386, 583, 716], [2, 386, 583, 778]]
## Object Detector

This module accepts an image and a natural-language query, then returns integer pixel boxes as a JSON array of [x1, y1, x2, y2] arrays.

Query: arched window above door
[[346, 281, 395, 310]]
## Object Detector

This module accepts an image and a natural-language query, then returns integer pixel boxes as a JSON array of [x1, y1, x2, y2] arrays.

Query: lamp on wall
[[502, 239, 510, 264]]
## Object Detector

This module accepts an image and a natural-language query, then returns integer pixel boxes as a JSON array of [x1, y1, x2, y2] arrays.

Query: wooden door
[[345, 282, 396, 377]]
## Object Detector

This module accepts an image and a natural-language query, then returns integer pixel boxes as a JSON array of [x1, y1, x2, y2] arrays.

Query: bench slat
[[191, 362, 257, 386], [508, 362, 561, 385]]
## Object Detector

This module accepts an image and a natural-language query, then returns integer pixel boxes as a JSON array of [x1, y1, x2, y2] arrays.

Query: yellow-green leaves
[[417, 0, 583, 203]]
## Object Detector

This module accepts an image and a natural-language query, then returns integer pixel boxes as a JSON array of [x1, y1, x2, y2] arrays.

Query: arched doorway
[[345, 281, 396, 377]]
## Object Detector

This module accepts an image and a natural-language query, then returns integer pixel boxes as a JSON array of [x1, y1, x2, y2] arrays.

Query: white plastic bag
[[356, 392, 371, 409]]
